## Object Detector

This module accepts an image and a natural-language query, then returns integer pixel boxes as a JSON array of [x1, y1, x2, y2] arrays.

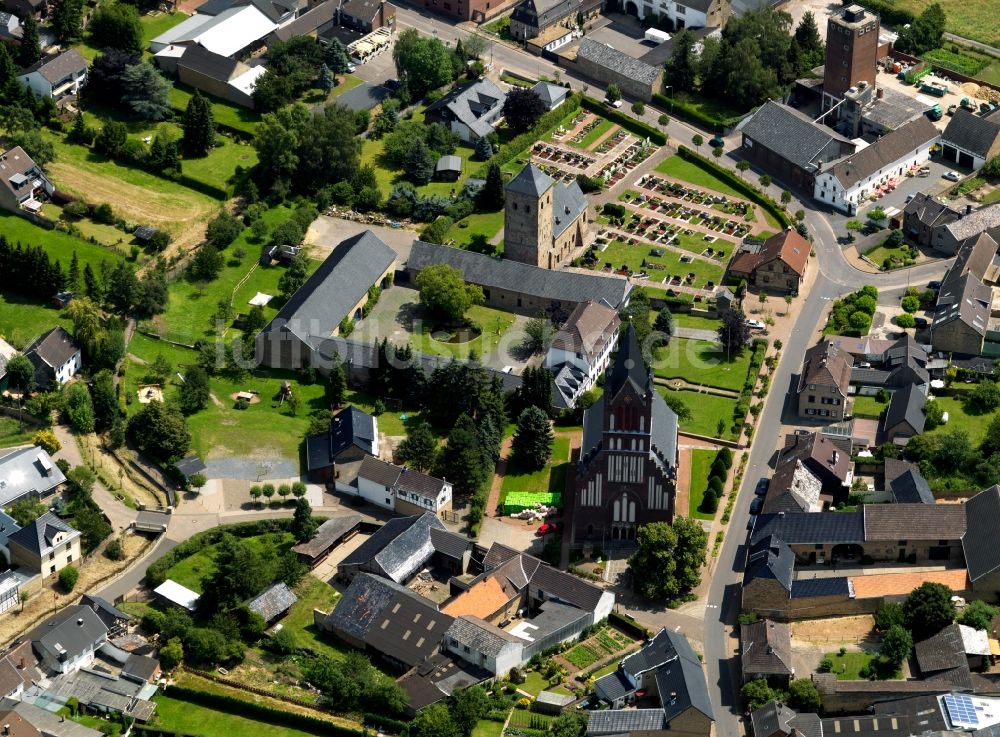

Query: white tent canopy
[[248, 292, 273, 307]]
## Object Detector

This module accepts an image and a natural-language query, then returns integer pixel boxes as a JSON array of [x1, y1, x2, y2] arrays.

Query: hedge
[[163, 685, 367, 737], [490, 93, 583, 170], [609, 610, 650, 640], [652, 94, 740, 133], [580, 96, 667, 146], [146, 519, 301, 588], [134, 727, 200, 737], [675, 146, 791, 229]]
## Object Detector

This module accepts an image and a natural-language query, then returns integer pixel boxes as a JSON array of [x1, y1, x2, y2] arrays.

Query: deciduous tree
[[502, 87, 547, 133], [416, 263, 484, 322], [904, 582, 955, 640], [628, 518, 707, 601]]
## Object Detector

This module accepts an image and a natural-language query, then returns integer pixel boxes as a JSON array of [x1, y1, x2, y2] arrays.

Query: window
[[815, 544, 824, 550], [49, 552, 54, 561], [50, 565, 55, 574], [808, 395, 816, 402], [899, 540, 907, 546]]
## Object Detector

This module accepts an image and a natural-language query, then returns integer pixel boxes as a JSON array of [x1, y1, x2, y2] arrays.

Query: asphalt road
[[702, 200, 953, 736]]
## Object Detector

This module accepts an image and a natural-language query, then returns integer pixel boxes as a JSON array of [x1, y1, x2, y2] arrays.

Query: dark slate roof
[[444, 615, 520, 657], [888, 467, 934, 504], [576, 38, 660, 86], [528, 560, 607, 612], [340, 512, 446, 583], [606, 324, 650, 398], [744, 535, 794, 592], [511, 0, 577, 29], [396, 468, 448, 502], [531, 81, 569, 109], [751, 700, 799, 737], [741, 619, 793, 678], [306, 405, 376, 471], [174, 454, 207, 480], [357, 455, 402, 487], [407, 241, 631, 309], [942, 108, 1000, 159], [790, 577, 851, 599], [883, 383, 926, 435], [656, 630, 714, 722], [193, 0, 237, 14], [963, 486, 1000, 583], [429, 527, 470, 560], [23, 49, 86, 84], [121, 653, 160, 682], [269, 0, 335, 41], [588, 709, 667, 736], [621, 627, 680, 678], [341, 0, 387, 22], [424, 77, 504, 138], [25, 326, 78, 371], [30, 606, 107, 663], [259, 230, 396, 343], [915, 623, 967, 674], [741, 101, 853, 171], [552, 179, 587, 238], [594, 669, 633, 701], [580, 394, 604, 459], [863, 503, 965, 541], [507, 163, 552, 197], [79, 595, 131, 624], [177, 44, 240, 82], [292, 514, 362, 559], [8, 511, 78, 557], [0, 445, 66, 507], [751, 510, 865, 546], [826, 116, 940, 190], [904, 191, 962, 230], [245, 581, 298, 622], [851, 367, 891, 385]]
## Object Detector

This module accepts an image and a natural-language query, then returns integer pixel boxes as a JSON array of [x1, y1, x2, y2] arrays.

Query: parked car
[[749, 497, 763, 515], [927, 280, 942, 290], [537, 522, 559, 536], [918, 166, 931, 177], [745, 319, 766, 330], [384, 78, 400, 90], [943, 170, 961, 181], [914, 317, 929, 329], [607, 99, 623, 109], [709, 135, 725, 148], [906, 193, 915, 203], [347, 63, 357, 73], [755, 478, 770, 496]]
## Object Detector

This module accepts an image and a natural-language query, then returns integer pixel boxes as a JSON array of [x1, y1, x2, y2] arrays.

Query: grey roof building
[[941, 108, 1000, 170], [884, 458, 934, 504], [305, 405, 377, 476], [740, 619, 793, 683], [245, 582, 298, 623], [29, 606, 108, 675], [407, 240, 631, 312], [587, 710, 667, 736], [291, 514, 362, 566], [882, 382, 927, 442], [531, 81, 569, 111], [78, 595, 131, 638], [424, 77, 505, 142], [339, 512, 448, 584], [751, 700, 822, 737], [8, 512, 79, 561], [962, 485, 1000, 591], [574, 38, 662, 102], [24, 327, 81, 388], [257, 230, 397, 370], [0, 445, 65, 507]]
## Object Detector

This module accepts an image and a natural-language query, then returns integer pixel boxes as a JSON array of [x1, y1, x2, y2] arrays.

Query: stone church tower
[[503, 163, 588, 269], [567, 324, 679, 549]]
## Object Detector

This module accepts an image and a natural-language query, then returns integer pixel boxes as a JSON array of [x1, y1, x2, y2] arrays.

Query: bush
[[901, 296, 920, 313], [896, 314, 915, 328], [105, 538, 126, 560], [58, 566, 79, 592]]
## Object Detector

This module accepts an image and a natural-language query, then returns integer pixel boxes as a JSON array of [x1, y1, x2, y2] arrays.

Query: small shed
[[134, 226, 159, 244], [292, 514, 363, 567], [435, 155, 462, 182], [535, 691, 575, 714], [245, 581, 298, 624], [260, 244, 278, 265], [174, 454, 207, 482], [715, 286, 735, 313], [153, 579, 200, 612], [278, 244, 300, 261]]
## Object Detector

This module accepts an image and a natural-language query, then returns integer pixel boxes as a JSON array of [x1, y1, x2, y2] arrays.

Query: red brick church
[[567, 325, 680, 550]]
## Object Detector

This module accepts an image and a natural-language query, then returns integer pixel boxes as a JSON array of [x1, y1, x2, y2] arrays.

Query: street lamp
[[663, 85, 673, 113]]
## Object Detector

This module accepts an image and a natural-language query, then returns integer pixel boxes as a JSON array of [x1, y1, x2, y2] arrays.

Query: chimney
[[77, 618, 84, 626], [832, 451, 839, 465], [876, 87, 884, 99], [18, 658, 24, 669]]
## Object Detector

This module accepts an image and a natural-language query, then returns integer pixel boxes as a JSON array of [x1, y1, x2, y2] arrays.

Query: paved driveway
[[307, 216, 419, 262]]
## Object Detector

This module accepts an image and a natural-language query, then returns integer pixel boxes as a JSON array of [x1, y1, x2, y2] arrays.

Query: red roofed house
[[728, 229, 810, 295]]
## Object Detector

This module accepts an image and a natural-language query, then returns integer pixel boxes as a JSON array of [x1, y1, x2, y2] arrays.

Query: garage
[[941, 144, 957, 162], [958, 151, 975, 168]]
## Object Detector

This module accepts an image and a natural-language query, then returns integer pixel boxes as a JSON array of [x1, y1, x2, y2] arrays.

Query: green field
[[276, 577, 349, 659], [687, 448, 717, 520], [924, 394, 997, 446], [152, 695, 324, 737], [890, 0, 999, 47], [0, 417, 38, 449], [0, 292, 73, 349], [180, 140, 259, 192], [596, 240, 724, 289], [659, 387, 739, 440], [1, 211, 125, 272], [672, 313, 721, 331], [141, 11, 190, 46], [445, 210, 505, 251], [472, 721, 505, 737], [652, 338, 752, 391], [411, 304, 517, 360], [501, 436, 570, 496], [169, 84, 262, 137]]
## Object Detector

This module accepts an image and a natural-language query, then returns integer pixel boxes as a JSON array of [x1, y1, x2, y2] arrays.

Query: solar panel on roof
[[944, 694, 980, 727]]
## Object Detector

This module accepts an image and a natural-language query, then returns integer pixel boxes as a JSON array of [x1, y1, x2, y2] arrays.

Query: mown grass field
[[658, 387, 739, 440], [889, 0, 1000, 47], [152, 695, 324, 737], [687, 448, 717, 520], [0, 417, 38, 449], [409, 304, 517, 361], [169, 84, 262, 137], [500, 436, 571, 496], [651, 337, 752, 391], [445, 210, 505, 250]]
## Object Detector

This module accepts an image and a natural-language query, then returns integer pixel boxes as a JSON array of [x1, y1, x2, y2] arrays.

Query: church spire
[[606, 323, 649, 398]]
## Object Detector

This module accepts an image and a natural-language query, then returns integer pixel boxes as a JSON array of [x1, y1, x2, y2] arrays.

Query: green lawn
[[164, 532, 294, 592], [823, 651, 900, 680], [864, 242, 914, 270], [672, 313, 721, 332], [501, 436, 570, 495], [0, 417, 38, 449], [659, 387, 739, 440], [153, 695, 325, 737], [589, 661, 621, 679], [0, 292, 73, 349], [1, 211, 125, 273], [169, 84, 262, 137], [687, 448, 717, 520], [180, 139, 259, 193], [472, 720, 505, 737], [278, 577, 349, 659], [852, 395, 887, 419], [445, 210, 505, 251], [652, 338, 752, 391], [520, 671, 551, 697], [411, 304, 517, 361], [141, 11, 190, 46], [596, 239, 724, 290], [560, 118, 614, 149], [924, 394, 996, 446]]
